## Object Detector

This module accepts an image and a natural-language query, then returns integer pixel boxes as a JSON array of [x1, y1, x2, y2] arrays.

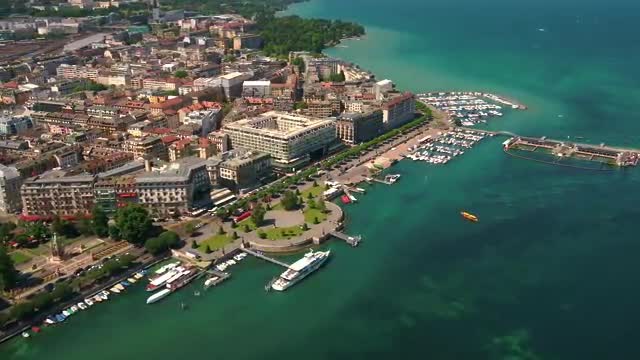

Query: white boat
[[165, 269, 190, 287], [127, 277, 137, 283], [146, 288, 172, 304], [133, 272, 144, 279], [110, 287, 120, 294], [70, 306, 78, 313], [77, 302, 87, 310], [62, 310, 71, 317], [271, 250, 331, 291], [146, 268, 181, 292], [115, 284, 125, 291], [154, 262, 179, 275], [84, 298, 94, 306], [204, 277, 219, 289], [22, 332, 30, 338]]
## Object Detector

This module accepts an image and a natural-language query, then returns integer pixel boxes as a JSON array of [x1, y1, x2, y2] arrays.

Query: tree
[[281, 191, 298, 211], [313, 180, 318, 187], [243, 224, 250, 233], [258, 231, 267, 239], [0, 246, 18, 291], [232, 231, 239, 240], [24, 221, 50, 241], [185, 222, 197, 236], [317, 199, 327, 213], [174, 70, 188, 78], [204, 245, 212, 254], [191, 240, 198, 249], [307, 192, 313, 200], [250, 203, 266, 227], [91, 205, 109, 238], [51, 216, 78, 238], [144, 231, 180, 255], [307, 198, 317, 209], [108, 225, 121, 240], [114, 204, 153, 245], [301, 223, 309, 231], [77, 217, 94, 236], [313, 217, 320, 224]]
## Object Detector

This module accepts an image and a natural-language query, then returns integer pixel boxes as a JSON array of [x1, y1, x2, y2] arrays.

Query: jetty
[[239, 247, 290, 268], [366, 177, 393, 185], [330, 231, 362, 247], [503, 136, 640, 167]]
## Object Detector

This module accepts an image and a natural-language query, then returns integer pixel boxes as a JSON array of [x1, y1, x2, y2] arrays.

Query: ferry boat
[[146, 268, 181, 292], [460, 211, 479, 222], [271, 250, 331, 291], [146, 288, 171, 304]]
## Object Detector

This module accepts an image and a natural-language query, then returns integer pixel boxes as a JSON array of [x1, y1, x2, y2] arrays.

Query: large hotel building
[[223, 111, 337, 171]]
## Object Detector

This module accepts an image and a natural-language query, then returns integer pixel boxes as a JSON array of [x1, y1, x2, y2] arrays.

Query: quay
[[203, 268, 230, 288], [239, 247, 290, 268], [365, 177, 393, 185], [329, 231, 362, 247]]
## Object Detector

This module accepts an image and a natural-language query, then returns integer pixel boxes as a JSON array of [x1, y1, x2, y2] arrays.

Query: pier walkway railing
[[330, 231, 361, 247], [239, 247, 290, 268]]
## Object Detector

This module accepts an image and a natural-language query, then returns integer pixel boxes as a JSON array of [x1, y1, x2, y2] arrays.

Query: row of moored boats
[[405, 130, 490, 165], [43, 271, 147, 326], [145, 261, 199, 304], [215, 252, 247, 272]]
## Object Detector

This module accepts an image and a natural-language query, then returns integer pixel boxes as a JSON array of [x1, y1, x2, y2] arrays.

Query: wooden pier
[[239, 247, 290, 268], [329, 231, 362, 247]]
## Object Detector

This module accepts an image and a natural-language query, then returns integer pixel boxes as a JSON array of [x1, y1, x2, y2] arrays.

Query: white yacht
[[271, 250, 330, 291]]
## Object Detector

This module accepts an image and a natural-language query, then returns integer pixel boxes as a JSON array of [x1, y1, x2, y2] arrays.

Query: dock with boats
[[417, 91, 526, 126], [404, 128, 490, 165]]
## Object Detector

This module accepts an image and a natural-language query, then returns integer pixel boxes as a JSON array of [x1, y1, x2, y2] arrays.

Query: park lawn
[[237, 218, 257, 232], [270, 202, 284, 211], [9, 250, 32, 265], [304, 208, 327, 224], [198, 234, 234, 251], [301, 184, 324, 199], [262, 225, 305, 240]]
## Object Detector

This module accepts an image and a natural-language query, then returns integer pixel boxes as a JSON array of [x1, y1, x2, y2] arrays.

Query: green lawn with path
[[198, 234, 234, 251], [260, 225, 305, 240], [304, 207, 327, 223], [300, 184, 324, 199], [9, 250, 32, 265]]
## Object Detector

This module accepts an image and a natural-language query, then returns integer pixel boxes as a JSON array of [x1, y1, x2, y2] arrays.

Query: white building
[[375, 79, 394, 100], [224, 111, 336, 170], [242, 80, 271, 97]]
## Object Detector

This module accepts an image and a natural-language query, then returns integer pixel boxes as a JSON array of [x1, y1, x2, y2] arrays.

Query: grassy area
[[237, 218, 257, 232], [9, 250, 32, 265], [198, 234, 234, 251], [261, 225, 305, 240], [300, 184, 324, 199], [304, 207, 327, 224]]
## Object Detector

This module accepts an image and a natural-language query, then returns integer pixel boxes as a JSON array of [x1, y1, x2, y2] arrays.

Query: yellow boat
[[460, 211, 478, 222]]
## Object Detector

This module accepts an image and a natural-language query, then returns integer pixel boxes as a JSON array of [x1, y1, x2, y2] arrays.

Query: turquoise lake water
[[3, 0, 640, 359]]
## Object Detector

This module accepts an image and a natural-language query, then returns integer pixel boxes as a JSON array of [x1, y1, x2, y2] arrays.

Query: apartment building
[[21, 173, 95, 216], [224, 111, 336, 170], [382, 92, 416, 128], [123, 136, 168, 160], [335, 110, 383, 145]]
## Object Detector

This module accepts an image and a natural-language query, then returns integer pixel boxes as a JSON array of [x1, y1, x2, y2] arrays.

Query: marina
[[417, 91, 526, 126], [404, 128, 491, 165]]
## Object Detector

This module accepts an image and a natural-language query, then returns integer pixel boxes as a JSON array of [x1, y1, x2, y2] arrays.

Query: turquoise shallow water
[[4, 0, 640, 359]]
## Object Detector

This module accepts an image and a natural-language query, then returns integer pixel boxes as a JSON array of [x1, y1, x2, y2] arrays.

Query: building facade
[[0, 165, 22, 213], [224, 111, 336, 170], [335, 110, 383, 144], [21, 175, 95, 216]]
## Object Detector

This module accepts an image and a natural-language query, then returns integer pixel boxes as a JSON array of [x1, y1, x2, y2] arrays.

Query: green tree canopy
[[281, 190, 299, 211], [114, 204, 153, 244], [144, 231, 180, 255], [174, 69, 188, 78], [91, 205, 109, 238], [0, 246, 18, 291], [250, 203, 267, 226]]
